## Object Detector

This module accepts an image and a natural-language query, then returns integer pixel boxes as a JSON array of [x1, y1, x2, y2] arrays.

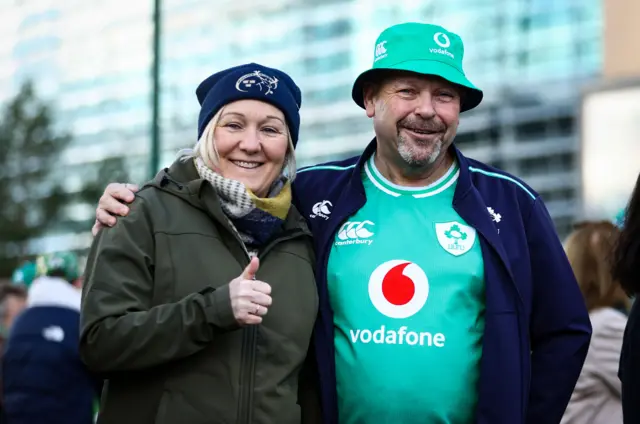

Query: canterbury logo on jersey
[[335, 220, 375, 246], [310, 200, 332, 220]]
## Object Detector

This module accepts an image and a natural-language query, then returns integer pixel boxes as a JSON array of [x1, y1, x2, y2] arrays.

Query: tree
[[0, 81, 72, 276], [0, 80, 129, 277], [77, 156, 130, 207]]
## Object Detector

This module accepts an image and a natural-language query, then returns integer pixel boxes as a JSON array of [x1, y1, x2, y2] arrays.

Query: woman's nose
[[238, 130, 261, 153]]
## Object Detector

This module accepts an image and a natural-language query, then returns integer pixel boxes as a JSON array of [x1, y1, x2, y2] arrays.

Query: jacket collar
[[147, 157, 310, 234], [346, 138, 473, 198]]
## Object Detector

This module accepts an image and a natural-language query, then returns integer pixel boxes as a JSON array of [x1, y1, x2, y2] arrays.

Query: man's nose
[[414, 92, 437, 119]]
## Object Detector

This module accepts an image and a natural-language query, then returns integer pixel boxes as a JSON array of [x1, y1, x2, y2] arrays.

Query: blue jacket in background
[[2, 277, 101, 424], [292, 140, 592, 424]]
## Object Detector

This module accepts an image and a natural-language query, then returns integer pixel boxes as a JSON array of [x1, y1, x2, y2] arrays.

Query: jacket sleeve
[[525, 197, 592, 424], [80, 195, 239, 374]]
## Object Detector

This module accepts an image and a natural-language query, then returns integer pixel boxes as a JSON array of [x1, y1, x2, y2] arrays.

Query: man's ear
[[363, 83, 377, 118]]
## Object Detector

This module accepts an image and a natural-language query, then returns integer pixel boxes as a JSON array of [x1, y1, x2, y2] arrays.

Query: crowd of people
[[0, 252, 100, 423], [0, 20, 638, 424]]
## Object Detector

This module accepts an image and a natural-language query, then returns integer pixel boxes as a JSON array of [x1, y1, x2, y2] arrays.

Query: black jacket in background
[[620, 299, 640, 424]]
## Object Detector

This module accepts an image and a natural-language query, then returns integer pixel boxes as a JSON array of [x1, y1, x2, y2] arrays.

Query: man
[[2, 252, 101, 424], [92, 22, 591, 424]]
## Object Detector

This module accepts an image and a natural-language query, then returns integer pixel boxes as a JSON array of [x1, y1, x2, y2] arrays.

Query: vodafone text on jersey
[[349, 260, 446, 347]]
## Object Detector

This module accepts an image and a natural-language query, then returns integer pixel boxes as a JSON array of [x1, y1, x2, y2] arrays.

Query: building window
[[303, 50, 351, 74], [302, 19, 352, 42], [515, 120, 547, 141], [519, 153, 575, 175], [540, 188, 576, 202], [554, 216, 575, 238]]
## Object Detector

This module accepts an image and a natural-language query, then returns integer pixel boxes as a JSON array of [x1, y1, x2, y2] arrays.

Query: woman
[[561, 220, 628, 424], [80, 63, 319, 424], [613, 172, 640, 424]]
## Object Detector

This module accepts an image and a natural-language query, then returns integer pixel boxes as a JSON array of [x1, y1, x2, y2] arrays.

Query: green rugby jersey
[[327, 155, 486, 423]]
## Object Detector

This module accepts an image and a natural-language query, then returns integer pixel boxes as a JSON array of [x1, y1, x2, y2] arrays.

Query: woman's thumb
[[242, 257, 260, 280]]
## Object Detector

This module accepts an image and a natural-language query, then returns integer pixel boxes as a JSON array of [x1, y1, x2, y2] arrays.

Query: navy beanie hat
[[196, 63, 302, 147]]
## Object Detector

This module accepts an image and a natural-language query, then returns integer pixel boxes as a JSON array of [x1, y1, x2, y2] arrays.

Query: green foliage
[[0, 81, 71, 275], [0, 80, 129, 276]]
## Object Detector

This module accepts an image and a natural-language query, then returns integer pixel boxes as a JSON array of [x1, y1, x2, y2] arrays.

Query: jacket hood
[[146, 157, 207, 203]]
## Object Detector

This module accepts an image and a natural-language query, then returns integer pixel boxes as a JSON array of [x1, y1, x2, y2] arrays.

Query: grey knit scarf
[[194, 157, 289, 255]]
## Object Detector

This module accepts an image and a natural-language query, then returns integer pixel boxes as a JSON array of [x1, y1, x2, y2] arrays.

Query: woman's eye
[[226, 123, 242, 129], [262, 127, 280, 134]]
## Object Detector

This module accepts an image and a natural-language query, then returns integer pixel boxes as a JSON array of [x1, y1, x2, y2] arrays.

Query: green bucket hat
[[35, 251, 81, 282], [352, 22, 483, 112]]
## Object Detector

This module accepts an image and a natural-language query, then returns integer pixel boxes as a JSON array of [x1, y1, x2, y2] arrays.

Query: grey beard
[[397, 133, 443, 168]]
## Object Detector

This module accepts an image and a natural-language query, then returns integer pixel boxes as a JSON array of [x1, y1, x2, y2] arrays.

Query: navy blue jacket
[[2, 277, 100, 424], [292, 140, 592, 424]]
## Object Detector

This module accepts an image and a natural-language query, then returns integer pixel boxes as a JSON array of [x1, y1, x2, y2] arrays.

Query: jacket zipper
[[235, 228, 309, 424], [233, 230, 253, 424], [238, 324, 257, 424]]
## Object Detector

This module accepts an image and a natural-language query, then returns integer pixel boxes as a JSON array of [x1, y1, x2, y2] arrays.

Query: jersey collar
[[363, 154, 459, 198]]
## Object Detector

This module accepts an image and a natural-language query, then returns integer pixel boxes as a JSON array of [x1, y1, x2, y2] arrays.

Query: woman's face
[[212, 100, 289, 197]]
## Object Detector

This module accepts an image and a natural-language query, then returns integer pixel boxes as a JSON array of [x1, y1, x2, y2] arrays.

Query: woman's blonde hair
[[564, 220, 623, 311], [179, 106, 297, 182]]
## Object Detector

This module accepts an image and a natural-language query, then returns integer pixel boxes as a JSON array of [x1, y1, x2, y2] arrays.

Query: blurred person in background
[[0, 284, 27, 342], [2, 252, 101, 424], [561, 221, 629, 424], [90, 22, 591, 424], [612, 172, 640, 424], [2, 261, 35, 335], [10, 261, 36, 290], [80, 63, 318, 424], [0, 282, 27, 424]]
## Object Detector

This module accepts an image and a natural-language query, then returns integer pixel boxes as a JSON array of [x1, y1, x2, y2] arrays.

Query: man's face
[[364, 73, 461, 169]]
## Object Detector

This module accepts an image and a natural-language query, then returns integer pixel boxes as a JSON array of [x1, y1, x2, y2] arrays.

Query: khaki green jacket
[[80, 159, 320, 424]]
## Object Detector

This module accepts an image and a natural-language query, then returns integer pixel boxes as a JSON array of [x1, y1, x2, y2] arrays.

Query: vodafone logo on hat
[[433, 32, 451, 48], [368, 260, 429, 319]]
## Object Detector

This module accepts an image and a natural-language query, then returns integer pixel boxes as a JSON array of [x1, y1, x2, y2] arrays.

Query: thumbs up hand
[[228, 257, 272, 325]]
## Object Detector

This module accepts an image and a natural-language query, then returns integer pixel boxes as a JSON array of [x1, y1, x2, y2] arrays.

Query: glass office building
[[0, 0, 603, 248]]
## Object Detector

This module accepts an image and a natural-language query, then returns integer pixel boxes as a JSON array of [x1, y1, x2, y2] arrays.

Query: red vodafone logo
[[368, 260, 429, 319]]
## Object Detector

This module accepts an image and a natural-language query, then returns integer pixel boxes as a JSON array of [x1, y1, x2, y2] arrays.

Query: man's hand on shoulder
[[92, 183, 139, 236]]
